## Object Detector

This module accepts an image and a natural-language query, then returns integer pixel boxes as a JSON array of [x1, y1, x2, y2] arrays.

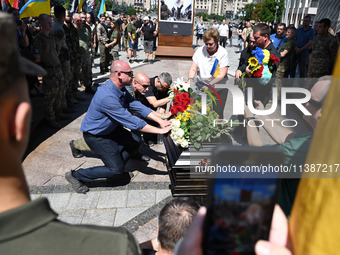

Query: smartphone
[[202, 145, 283, 255]]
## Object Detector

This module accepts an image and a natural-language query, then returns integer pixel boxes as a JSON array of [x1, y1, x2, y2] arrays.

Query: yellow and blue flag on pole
[[20, 0, 50, 19], [97, 0, 106, 18], [78, 0, 84, 12], [210, 58, 220, 78]]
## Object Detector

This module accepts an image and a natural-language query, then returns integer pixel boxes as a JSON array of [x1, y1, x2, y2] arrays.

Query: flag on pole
[[97, 0, 105, 18], [19, 0, 50, 19], [82, 0, 95, 14], [8, 0, 19, 8], [70, 0, 78, 12], [210, 59, 220, 78], [78, 0, 84, 12]]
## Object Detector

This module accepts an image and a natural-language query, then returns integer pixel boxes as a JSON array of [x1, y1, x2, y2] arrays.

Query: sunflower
[[248, 57, 258, 67]]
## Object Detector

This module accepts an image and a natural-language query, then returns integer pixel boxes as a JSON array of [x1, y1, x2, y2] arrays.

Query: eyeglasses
[[115, 70, 134, 77], [308, 98, 323, 108], [135, 80, 150, 89]]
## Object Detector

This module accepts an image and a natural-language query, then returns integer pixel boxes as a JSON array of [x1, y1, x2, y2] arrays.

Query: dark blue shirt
[[295, 27, 315, 56], [81, 78, 152, 135], [270, 33, 287, 51]]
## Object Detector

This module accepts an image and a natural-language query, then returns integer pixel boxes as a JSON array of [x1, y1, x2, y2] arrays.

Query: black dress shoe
[[65, 171, 89, 194], [70, 140, 84, 158]]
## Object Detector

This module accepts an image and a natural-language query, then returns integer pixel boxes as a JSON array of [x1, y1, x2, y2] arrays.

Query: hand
[[255, 205, 292, 255], [253, 100, 264, 110], [165, 112, 172, 119], [131, 40, 134, 45], [159, 125, 172, 134], [160, 119, 171, 128], [176, 207, 206, 255], [295, 48, 302, 55], [93, 42, 96, 48], [245, 65, 252, 77], [235, 70, 242, 80], [105, 44, 109, 48]]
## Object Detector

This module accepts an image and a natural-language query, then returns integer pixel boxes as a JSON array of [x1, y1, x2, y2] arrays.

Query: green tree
[[251, 2, 262, 21], [242, 2, 256, 21], [258, 0, 284, 24]]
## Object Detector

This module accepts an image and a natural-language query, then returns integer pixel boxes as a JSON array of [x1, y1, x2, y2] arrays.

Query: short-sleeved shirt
[[110, 31, 119, 52], [80, 78, 152, 135], [127, 23, 137, 42], [295, 27, 315, 56], [142, 23, 155, 41], [197, 23, 205, 35], [0, 198, 141, 255], [277, 38, 296, 73], [192, 45, 229, 80], [218, 24, 229, 37], [238, 24, 245, 39], [270, 33, 287, 51]]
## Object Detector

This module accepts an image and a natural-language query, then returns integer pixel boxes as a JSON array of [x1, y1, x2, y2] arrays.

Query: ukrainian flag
[[97, 0, 106, 18], [210, 59, 220, 78], [20, 0, 50, 19], [78, 0, 84, 13]]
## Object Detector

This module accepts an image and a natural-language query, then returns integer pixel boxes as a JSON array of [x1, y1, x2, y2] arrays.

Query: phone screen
[[203, 174, 278, 255]]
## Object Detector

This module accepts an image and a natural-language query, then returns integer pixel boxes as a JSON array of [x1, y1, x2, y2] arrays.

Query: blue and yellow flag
[[78, 0, 84, 12], [20, 0, 50, 19], [210, 59, 220, 78], [97, 0, 106, 18]]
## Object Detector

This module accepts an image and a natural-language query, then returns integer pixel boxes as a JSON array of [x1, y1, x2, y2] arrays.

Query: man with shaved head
[[65, 60, 172, 193], [69, 71, 171, 158]]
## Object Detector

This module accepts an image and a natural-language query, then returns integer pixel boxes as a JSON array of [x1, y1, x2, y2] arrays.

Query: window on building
[[311, 0, 318, 7]]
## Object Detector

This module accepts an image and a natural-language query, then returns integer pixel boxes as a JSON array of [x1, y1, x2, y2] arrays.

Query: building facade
[[282, 0, 340, 32]]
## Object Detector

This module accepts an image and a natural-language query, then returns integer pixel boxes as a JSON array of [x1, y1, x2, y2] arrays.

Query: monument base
[[155, 46, 195, 60]]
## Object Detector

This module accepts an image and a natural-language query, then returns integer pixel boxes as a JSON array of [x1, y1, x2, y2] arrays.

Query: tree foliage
[[237, 0, 284, 24]]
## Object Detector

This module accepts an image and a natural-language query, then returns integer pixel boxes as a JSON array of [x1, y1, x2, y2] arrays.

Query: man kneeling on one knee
[[65, 60, 172, 194]]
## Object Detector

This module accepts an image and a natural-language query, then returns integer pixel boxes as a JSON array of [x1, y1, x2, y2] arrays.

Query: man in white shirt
[[218, 19, 229, 48]]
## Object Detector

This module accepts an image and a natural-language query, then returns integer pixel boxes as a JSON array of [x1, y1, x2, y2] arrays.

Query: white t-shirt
[[192, 45, 229, 80], [212, 24, 219, 29], [218, 24, 229, 37]]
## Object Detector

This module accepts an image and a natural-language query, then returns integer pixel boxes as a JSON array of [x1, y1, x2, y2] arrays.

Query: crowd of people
[[1, 4, 340, 255]]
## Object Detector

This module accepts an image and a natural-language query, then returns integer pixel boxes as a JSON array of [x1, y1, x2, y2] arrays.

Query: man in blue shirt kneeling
[[65, 60, 172, 193]]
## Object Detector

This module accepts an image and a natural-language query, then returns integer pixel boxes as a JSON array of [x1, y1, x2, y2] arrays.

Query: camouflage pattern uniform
[[308, 32, 338, 78], [51, 17, 71, 108], [33, 31, 63, 121], [63, 21, 81, 96], [77, 26, 92, 89], [276, 38, 296, 100], [97, 22, 109, 73]]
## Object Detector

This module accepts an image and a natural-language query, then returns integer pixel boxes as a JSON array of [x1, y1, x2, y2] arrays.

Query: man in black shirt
[[141, 16, 156, 63]]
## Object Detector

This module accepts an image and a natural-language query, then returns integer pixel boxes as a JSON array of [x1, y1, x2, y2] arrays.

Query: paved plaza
[[23, 36, 311, 243]]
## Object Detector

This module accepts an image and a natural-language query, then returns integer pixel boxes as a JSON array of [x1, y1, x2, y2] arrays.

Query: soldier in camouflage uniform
[[63, 10, 81, 99], [308, 18, 338, 78], [51, 6, 76, 111], [276, 27, 296, 100], [97, 14, 110, 74], [33, 14, 65, 129], [74, 13, 94, 94]]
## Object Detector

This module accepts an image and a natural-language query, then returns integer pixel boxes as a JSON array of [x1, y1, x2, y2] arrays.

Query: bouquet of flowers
[[241, 47, 280, 89], [169, 78, 193, 148], [168, 78, 233, 150]]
